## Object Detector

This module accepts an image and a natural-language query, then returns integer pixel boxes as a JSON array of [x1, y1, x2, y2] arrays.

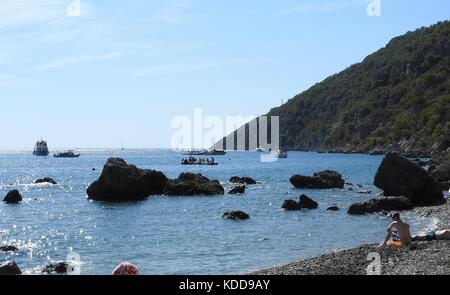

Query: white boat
[[276, 150, 288, 158], [254, 147, 265, 152]]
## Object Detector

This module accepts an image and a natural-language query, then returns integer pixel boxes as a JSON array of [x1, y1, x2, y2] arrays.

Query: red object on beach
[[112, 262, 139, 275]]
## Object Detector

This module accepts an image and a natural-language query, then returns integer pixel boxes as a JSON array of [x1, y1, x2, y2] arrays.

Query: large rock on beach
[[348, 196, 413, 215], [163, 173, 224, 196], [86, 158, 168, 201], [229, 176, 257, 185], [374, 153, 444, 206], [3, 190, 22, 204], [35, 178, 57, 185], [290, 170, 345, 189], [0, 261, 22, 275]]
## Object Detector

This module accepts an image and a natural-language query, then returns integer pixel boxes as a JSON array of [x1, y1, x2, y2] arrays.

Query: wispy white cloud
[[131, 62, 220, 77], [279, 0, 367, 16], [0, 0, 66, 27], [147, 0, 189, 25], [35, 51, 121, 70], [0, 0, 96, 27]]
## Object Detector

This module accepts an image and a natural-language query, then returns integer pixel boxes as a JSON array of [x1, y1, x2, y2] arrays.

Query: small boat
[[182, 149, 226, 156], [54, 150, 80, 158], [33, 139, 49, 156], [254, 147, 265, 152], [276, 149, 288, 158], [181, 157, 218, 166]]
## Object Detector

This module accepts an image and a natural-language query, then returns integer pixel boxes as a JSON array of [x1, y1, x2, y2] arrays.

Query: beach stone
[[229, 176, 257, 185], [327, 206, 340, 211], [374, 153, 444, 206], [163, 173, 224, 196], [223, 211, 250, 220], [298, 194, 318, 209], [228, 185, 246, 195], [3, 190, 22, 204], [290, 170, 345, 189], [35, 177, 57, 185], [0, 261, 22, 275], [348, 196, 413, 215], [282, 199, 302, 211], [86, 158, 168, 201], [0, 246, 18, 252], [43, 262, 69, 274]]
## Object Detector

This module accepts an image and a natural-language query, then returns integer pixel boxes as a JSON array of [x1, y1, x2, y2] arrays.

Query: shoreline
[[251, 204, 449, 275]]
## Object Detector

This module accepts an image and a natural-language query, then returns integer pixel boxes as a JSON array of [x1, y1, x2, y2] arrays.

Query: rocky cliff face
[[217, 21, 450, 155]]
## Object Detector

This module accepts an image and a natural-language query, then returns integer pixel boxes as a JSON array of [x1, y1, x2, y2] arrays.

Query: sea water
[[0, 150, 436, 274]]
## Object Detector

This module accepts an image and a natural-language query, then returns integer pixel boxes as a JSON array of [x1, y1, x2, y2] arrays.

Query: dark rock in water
[[43, 262, 69, 274], [3, 190, 22, 204], [282, 195, 318, 210], [357, 190, 372, 194], [223, 211, 250, 220], [86, 158, 168, 201], [374, 153, 444, 206], [0, 261, 22, 275], [348, 187, 354, 191], [163, 173, 224, 196], [35, 177, 57, 185], [0, 245, 18, 252], [228, 185, 246, 195], [439, 180, 450, 191], [345, 183, 354, 186], [429, 162, 450, 182], [282, 199, 302, 211], [229, 176, 257, 185], [290, 170, 345, 189], [327, 206, 340, 211], [348, 196, 413, 215], [298, 194, 318, 209]]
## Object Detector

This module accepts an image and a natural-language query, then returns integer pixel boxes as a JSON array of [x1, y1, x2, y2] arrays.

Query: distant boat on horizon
[[33, 139, 49, 156], [54, 150, 80, 158]]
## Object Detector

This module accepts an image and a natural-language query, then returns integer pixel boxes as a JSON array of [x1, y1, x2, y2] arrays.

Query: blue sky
[[0, 0, 449, 149]]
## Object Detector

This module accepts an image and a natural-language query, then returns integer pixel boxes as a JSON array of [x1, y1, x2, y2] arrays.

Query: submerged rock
[[43, 262, 69, 274], [3, 190, 22, 204], [290, 170, 345, 189], [223, 211, 250, 220], [348, 196, 413, 215], [374, 153, 444, 206], [229, 176, 257, 185], [327, 206, 340, 211], [86, 158, 168, 201], [282, 199, 302, 211], [35, 177, 57, 185], [228, 185, 246, 195], [163, 173, 224, 196], [0, 261, 22, 275], [0, 246, 18, 252]]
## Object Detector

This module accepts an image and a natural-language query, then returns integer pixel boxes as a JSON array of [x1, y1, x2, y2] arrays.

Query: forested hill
[[218, 21, 450, 155]]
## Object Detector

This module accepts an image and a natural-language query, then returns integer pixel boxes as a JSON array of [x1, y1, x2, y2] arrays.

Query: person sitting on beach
[[380, 212, 412, 247], [412, 229, 450, 241]]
